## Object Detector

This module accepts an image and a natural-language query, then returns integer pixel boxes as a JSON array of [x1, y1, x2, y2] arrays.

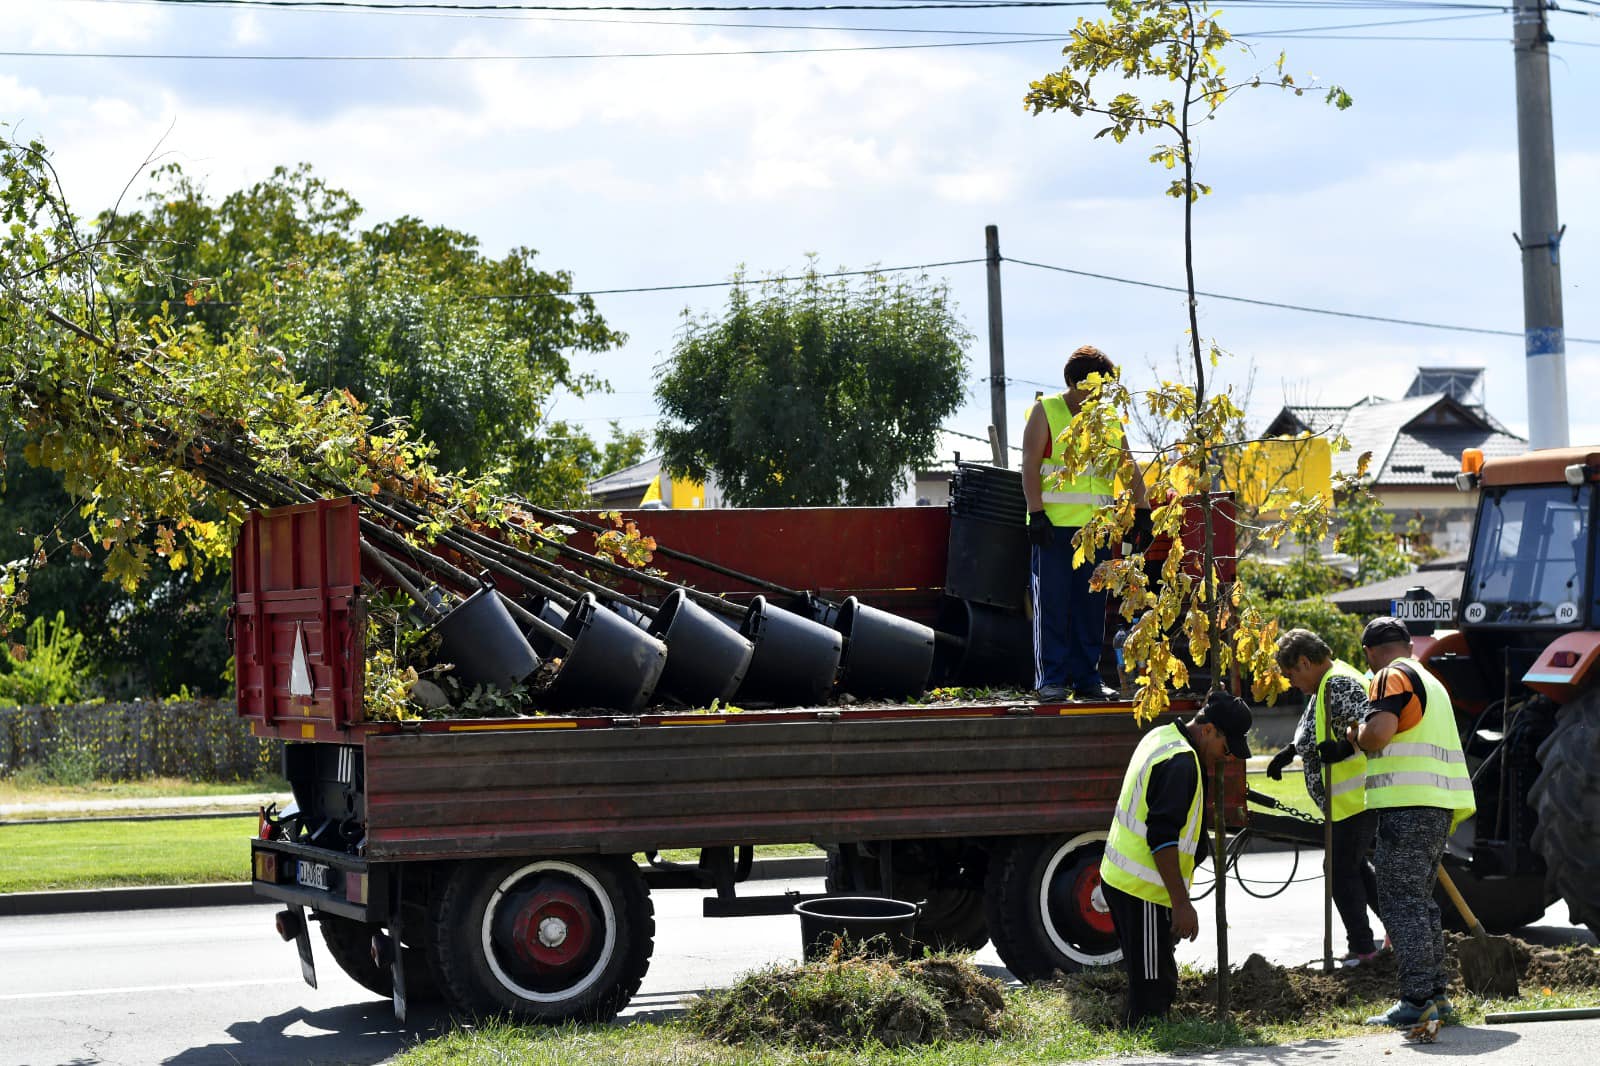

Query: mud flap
[[292, 905, 318, 989], [389, 903, 408, 1024]]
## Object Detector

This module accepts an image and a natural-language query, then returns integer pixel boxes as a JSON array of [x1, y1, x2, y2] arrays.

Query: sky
[[4, 0, 1599, 462]]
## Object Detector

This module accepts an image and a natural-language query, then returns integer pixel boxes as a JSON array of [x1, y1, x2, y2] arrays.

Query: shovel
[[1436, 865, 1520, 998]]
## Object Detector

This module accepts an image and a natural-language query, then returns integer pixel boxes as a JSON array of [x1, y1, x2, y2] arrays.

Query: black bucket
[[934, 597, 1033, 687], [429, 581, 543, 691], [794, 896, 921, 960], [834, 597, 935, 699], [549, 593, 668, 712], [525, 596, 570, 658], [648, 588, 755, 706], [737, 595, 842, 705], [605, 599, 651, 629]]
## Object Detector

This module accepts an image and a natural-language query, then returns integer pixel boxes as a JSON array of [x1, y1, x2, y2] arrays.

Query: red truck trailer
[[238, 496, 1242, 1022]]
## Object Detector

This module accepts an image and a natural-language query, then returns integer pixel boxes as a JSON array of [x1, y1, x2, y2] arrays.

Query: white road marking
[[0, 977, 302, 1002]]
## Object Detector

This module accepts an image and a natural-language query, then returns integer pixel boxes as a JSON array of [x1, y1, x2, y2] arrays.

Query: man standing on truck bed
[[1350, 617, 1475, 1028], [1021, 345, 1149, 702], [1100, 691, 1254, 1027]]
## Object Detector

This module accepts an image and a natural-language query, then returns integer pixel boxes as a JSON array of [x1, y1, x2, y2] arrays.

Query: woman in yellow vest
[[1269, 629, 1383, 966], [1100, 691, 1253, 1026], [1351, 617, 1475, 1028], [1019, 345, 1149, 702]]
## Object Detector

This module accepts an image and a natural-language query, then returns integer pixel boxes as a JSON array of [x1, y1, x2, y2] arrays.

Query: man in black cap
[[1100, 690, 1254, 1026], [1348, 617, 1475, 1027]]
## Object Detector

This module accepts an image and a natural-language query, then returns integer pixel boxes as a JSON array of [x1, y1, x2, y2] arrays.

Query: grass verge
[[1246, 768, 1319, 819], [0, 775, 289, 808], [0, 815, 257, 892]]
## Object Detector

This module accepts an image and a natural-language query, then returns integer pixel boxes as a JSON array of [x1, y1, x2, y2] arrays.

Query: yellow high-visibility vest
[[1315, 659, 1370, 822], [1363, 657, 1476, 832], [1031, 394, 1118, 528], [1100, 722, 1204, 907]]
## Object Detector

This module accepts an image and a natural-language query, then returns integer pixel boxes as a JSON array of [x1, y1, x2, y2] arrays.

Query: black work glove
[[1266, 744, 1296, 781], [1028, 510, 1053, 548], [1130, 508, 1155, 552], [1317, 738, 1357, 765]]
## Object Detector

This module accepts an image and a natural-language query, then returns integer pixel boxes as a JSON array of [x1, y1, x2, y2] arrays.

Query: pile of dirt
[[1056, 937, 1600, 1027], [687, 953, 1006, 1048]]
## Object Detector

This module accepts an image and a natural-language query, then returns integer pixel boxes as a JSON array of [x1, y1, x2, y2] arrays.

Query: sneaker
[[1071, 682, 1120, 701], [1035, 684, 1070, 703], [1364, 999, 1435, 1027], [1340, 948, 1382, 967]]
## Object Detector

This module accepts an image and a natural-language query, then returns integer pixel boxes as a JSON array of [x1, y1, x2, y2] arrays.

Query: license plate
[[296, 861, 331, 891], [1390, 598, 1453, 622]]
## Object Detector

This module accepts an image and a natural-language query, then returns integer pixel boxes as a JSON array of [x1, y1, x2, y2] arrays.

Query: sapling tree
[[1021, 0, 1359, 723]]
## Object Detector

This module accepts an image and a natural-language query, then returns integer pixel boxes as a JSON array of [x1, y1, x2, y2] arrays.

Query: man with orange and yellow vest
[[1020, 345, 1149, 701], [1349, 617, 1475, 1028], [1099, 691, 1254, 1026]]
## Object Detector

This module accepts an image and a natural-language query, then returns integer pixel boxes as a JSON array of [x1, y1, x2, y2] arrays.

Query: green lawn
[[1246, 768, 1319, 819], [0, 815, 257, 893], [0, 775, 288, 808], [390, 985, 1600, 1066]]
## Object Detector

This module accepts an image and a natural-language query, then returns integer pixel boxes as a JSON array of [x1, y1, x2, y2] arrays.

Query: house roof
[[1327, 566, 1465, 614], [1262, 371, 1526, 488], [586, 454, 660, 496]]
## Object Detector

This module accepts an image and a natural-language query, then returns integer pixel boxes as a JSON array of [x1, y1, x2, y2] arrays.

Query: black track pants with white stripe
[[1104, 881, 1178, 1026]]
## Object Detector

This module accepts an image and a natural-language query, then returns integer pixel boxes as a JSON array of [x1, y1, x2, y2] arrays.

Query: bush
[[0, 612, 91, 706], [1273, 598, 1366, 665]]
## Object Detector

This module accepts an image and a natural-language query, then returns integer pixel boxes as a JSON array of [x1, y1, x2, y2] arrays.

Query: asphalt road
[[2, 849, 1595, 1066]]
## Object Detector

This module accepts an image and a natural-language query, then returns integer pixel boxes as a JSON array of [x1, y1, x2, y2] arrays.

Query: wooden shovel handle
[[1436, 865, 1489, 941]]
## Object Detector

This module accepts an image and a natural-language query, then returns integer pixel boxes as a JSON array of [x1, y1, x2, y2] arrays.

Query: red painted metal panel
[[233, 498, 364, 738]]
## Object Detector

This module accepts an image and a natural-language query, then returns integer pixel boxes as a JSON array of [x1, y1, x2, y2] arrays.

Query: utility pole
[[985, 225, 1009, 467], [1513, 0, 1568, 450]]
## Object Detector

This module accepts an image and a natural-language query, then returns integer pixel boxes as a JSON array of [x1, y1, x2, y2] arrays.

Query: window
[[1464, 485, 1592, 624]]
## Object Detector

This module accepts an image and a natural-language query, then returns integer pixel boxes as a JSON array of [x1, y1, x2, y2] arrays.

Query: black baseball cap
[[1193, 690, 1254, 759], [1361, 616, 1412, 648]]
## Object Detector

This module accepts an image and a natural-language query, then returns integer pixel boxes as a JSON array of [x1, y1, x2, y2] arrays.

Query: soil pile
[[687, 953, 1006, 1048], [1056, 936, 1600, 1027]]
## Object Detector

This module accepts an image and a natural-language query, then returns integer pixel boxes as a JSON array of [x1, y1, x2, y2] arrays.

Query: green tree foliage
[[96, 162, 627, 503], [654, 265, 972, 507], [1333, 488, 1411, 584], [0, 611, 89, 706]]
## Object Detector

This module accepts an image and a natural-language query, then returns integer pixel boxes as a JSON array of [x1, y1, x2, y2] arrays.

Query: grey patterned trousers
[[1373, 806, 1452, 1003]]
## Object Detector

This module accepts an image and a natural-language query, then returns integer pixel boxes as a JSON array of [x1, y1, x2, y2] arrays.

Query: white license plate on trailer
[[1390, 599, 1454, 622], [296, 861, 331, 891]]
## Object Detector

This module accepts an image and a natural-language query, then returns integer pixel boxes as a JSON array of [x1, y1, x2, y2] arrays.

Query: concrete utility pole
[[985, 225, 1009, 467], [1513, 0, 1569, 450]]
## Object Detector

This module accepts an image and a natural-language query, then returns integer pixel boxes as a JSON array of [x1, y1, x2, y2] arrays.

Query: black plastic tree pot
[[933, 596, 1034, 687], [736, 595, 843, 705], [647, 588, 754, 706], [834, 597, 935, 699], [525, 596, 570, 658], [428, 580, 542, 691], [548, 593, 668, 712], [794, 896, 921, 960]]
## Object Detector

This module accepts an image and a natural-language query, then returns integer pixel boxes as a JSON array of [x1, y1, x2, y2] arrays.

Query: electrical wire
[[1003, 255, 1600, 346]]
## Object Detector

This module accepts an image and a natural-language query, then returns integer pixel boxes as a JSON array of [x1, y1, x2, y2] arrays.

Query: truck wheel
[[429, 855, 655, 1023], [1529, 686, 1600, 937], [984, 831, 1121, 982], [317, 914, 440, 1002], [823, 848, 989, 952]]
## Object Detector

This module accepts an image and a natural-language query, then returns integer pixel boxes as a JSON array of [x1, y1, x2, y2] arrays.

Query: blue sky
[[5, 0, 1598, 455]]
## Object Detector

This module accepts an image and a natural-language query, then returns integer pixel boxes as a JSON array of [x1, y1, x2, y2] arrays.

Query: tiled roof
[[1382, 427, 1526, 485]]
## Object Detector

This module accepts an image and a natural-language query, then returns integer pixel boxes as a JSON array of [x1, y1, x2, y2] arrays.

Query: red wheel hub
[[1073, 863, 1116, 936], [509, 887, 595, 969]]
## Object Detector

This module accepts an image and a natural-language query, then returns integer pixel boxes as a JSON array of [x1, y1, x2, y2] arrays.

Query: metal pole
[[985, 224, 1009, 467], [1513, 0, 1568, 450]]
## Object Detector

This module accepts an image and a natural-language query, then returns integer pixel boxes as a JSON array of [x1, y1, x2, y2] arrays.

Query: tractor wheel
[[823, 847, 990, 952], [984, 831, 1121, 982], [429, 855, 654, 1023], [317, 913, 440, 1002], [1529, 685, 1600, 937]]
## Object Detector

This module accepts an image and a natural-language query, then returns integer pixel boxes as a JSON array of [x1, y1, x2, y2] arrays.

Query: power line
[[1003, 255, 1600, 345]]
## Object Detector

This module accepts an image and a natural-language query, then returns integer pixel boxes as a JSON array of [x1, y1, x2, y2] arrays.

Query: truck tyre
[[984, 831, 1121, 982], [823, 849, 989, 952], [429, 855, 655, 1023], [317, 914, 440, 1002], [1528, 686, 1600, 937]]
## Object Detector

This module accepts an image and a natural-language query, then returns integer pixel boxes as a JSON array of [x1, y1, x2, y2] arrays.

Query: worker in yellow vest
[[1100, 691, 1253, 1026], [1020, 345, 1149, 702], [1269, 629, 1383, 966], [1350, 617, 1475, 1028]]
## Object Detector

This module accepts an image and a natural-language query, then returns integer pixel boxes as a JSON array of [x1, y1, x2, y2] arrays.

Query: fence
[[0, 700, 281, 781]]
